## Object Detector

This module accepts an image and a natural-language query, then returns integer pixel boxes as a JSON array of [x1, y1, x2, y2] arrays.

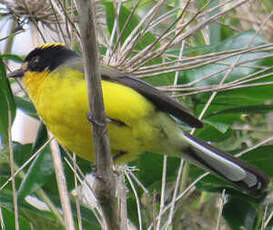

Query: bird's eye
[[30, 56, 40, 68]]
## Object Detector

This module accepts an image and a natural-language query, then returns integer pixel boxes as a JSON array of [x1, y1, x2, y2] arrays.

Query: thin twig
[[49, 0, 68, 45], [173, 80, 273, 97], [169, 71, 273, 97], [106, 0, 122, 59], [165, 39, 186, 229], [118, 173, 128, 230], [128, 170, 148, 194], [166, 160, 185, 228], [49, 133, 75, 230], [63, 149, 86, 180], [118, 0, 165, 66], [8, 103, 19, 230], [161, 172, 210, 218], [236, 136, 273, 158], [63, 158, 104, 225], [0, 134, 64, 227], [215, 189, 226, 230], [56, 0, 80, 38], [108, 0, 142, 64], [125, 170, 142, 230], [124, 0, 195, 69], [194, 7, 266, 123], [133, 45, 273, 79], [73, 154, 83, 230], [0, 206, 5, 230], [264, 206, 273, 228], [128, 0, 249, 70], [0, 137, 53, 191], [155, 155, 167, 230], [260, 204, 268, 230], [134, 44, 273, 76]]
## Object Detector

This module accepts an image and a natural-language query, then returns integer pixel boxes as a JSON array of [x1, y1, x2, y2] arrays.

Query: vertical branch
[[49, 133, 75, 230], [215, 189, 226, 230], [0, 206, 5, 230], [75, 0, 120, 229], [8, 103, 19, 230], [155, 156, 167, 230], [73, 154, 83, 230]]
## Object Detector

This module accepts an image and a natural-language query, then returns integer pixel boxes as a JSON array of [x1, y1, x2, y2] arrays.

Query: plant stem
[[76, 0, 120, 229]]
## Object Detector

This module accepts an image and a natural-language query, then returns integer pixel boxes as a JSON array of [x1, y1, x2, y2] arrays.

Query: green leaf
[[183, 31, 268, 86], [129, 152, 180, 191], [71, 202, 101, 230], [18, 124, 53, 201], [31, 123, 48, 153], [24, 144, 93, 208], [127, 154, 184, 228], [14, 96, 38, 119], [261, 0, 273, 12], [223, 196, 262, 230], [0, 191, 63, 230], [203, 119, 229, 133], [240, 146, 273, 177], [13, 142, 33, 167], [195, 123, 232, 142], [1, 207, 31, 230], [0, 56, 16, 145], [206, 104, 273, 118], [1, 54, 24, 63], [0, 142, 33, 177], [208, 0, 221, 45], [17, 146, 53, 201], [181, 31, 273, 120]]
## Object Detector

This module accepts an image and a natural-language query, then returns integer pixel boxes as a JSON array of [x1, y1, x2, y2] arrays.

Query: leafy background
[[0, 0, 273, 229]]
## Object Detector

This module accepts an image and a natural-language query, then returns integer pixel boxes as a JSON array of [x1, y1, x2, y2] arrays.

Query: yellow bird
[[8, 43, 269, 196]]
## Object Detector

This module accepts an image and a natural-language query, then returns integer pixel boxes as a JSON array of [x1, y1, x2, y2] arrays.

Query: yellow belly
[[23, 68, 183, 162]]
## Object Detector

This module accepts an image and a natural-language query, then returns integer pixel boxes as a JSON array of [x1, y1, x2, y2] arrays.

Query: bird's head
[[8, 43, 79, 79]]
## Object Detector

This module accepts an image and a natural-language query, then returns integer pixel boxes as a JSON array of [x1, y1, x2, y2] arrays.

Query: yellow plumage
[[23, 67, 183, 162]]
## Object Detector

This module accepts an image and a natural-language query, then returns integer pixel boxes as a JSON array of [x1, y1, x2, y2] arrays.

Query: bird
[[8, 43, 269, 197]]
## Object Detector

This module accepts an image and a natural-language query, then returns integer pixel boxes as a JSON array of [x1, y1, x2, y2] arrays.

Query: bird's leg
[[87, 112, 108, 127], [113, 151, 128, 162]]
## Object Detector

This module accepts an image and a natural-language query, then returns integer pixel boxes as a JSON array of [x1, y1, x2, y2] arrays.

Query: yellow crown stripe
[[40, 43, 65, 49]]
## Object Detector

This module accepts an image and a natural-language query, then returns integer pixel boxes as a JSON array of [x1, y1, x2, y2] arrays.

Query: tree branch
[[75, 0, 120, 229]]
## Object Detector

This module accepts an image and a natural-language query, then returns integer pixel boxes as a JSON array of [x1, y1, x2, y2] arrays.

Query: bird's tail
[[181, 132, 269, 197]]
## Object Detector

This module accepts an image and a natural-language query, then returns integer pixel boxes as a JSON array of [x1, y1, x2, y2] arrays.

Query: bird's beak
[[7, 68, 26, 78], [8, 62, 28, 78]]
